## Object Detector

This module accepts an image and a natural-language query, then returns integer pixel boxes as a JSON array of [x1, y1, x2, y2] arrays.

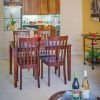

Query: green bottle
[[72, 72, 80, 100]]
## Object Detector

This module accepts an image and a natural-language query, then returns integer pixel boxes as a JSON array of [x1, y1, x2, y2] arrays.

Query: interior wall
[[0, 0, 83, 59], [0, 1, 13, 59], [60, 0, 83, 55], [83, 0, 100, 33]]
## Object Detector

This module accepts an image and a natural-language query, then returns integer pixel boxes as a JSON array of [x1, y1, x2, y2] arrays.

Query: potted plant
[[86, 49, 100, 64], [9, 15, 16, 30]]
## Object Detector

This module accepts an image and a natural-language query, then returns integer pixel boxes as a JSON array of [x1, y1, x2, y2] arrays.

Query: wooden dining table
[[9, 40, 72, 87]]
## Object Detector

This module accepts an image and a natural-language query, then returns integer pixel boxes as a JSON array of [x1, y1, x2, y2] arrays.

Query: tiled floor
[[0, 55, 100, 100]]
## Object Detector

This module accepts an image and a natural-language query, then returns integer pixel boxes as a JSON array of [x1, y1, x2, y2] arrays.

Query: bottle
[[72, 72, 80, 100], [81, 70, 90, 99]]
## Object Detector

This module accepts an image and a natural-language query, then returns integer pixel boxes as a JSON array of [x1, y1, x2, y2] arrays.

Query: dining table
[[9, 38, 72, 87]]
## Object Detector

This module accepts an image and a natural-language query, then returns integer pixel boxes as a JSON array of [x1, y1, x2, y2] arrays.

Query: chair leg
[[41, 61, 43, 79], [48, 66, 50, 86], [55, 67, 57, 74], [16, 65, 18, 82], [63, 64, 67, 84], [14, 65, 17, 88], [9, 45, 12, 75], [20, 68, 22, 90], [58, 66, 60, 77], [38, 58, 40, 76], [33, 68, 37, 80], [33, 68, 35, 77], [36, 67, 40, 88], [35, 68, 38, 80]]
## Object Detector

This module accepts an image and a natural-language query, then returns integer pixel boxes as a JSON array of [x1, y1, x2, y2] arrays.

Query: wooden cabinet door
[[48, 0, 60, 14], [40, 0, 48, 14], [22, 0, 39, 15], [56, 0, 60, 14], [48, 0, 56, 14], [31, 0, 40, 14], [22, 0, 60, 15], [22, 0, 29, 14]]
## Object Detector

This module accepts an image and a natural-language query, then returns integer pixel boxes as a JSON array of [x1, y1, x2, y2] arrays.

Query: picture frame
[[91, 0, 100, 21]]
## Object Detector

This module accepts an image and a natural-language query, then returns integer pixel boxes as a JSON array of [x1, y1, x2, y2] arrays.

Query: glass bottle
[[81, 70, 90, 99], [72, 72, 80, 100]]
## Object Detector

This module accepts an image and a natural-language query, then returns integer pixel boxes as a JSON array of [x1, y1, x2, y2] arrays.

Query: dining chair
[[9, 30, 30, 75], [34, 29, 52, 56], [40, 36, 68, 86], [34, 29, 51, 76], [13, 30, 30, 47], [14, 37, 40, 89]]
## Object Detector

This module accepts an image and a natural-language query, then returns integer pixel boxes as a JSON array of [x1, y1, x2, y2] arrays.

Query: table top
[[81, 34, 100, 40], [49, 90, 100, 100]]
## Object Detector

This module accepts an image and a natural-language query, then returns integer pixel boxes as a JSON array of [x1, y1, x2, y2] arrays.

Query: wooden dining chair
[[41, 36, 68, 86], [14, 37, 40, 89], [9, 30, 30, 75], [13, 30, 30, 46], [34, 29, 52, 57]]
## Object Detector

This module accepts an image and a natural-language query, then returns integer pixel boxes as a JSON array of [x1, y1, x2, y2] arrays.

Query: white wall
[[0, 1, 13, 59], [60, 0, 83, 55], [0, 0, 83, 59]]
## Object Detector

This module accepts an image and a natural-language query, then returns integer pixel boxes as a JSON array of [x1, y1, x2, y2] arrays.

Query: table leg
[[91, 40, 95, 70], [67, 45, 71, 81], [9, 45, 12, 75], [13, 48, 17, 88], [83, 37, 86, 64]]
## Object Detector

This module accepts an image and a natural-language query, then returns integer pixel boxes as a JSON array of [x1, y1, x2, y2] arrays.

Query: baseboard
[[0, 56, 9, 60], [72, 52, 83, 56]]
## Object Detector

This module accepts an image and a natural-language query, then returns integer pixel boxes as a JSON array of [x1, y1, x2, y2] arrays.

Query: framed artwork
[[91, 0, 100, 21]]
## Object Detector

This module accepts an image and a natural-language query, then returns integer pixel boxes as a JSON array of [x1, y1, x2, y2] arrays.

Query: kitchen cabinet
[[40, 0, 48, 14], [48, 0, 60, 14], [56, 0, 60, 14], [22, 0, 29, 14], [22, 0, 48, 15], [4, 0, 22, 5], [22, 0, 60, 15], [22, 0, 40, 15]]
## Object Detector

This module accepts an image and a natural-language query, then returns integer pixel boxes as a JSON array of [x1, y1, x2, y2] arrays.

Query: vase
[[9, 24, 16, 30]]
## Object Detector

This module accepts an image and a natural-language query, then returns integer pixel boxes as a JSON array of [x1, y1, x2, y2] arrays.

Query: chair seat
[[41, 56, 64, 66]]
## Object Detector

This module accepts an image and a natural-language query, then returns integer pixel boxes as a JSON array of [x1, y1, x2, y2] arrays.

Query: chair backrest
[[18, 37, 40, 68], [13, 30, 30, 47], [46, 36, 68, 64], [34, 29, 51, 57], [35, 29, 51, 40]]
